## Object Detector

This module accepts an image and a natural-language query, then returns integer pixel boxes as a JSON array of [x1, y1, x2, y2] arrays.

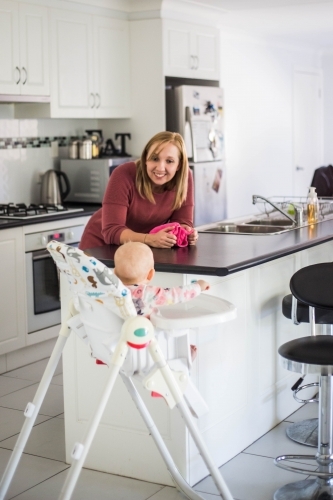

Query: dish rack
[[255, 196, 333, 219]]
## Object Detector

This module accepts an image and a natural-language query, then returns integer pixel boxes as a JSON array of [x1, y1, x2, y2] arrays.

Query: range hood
[[0, 94, 50, 103]]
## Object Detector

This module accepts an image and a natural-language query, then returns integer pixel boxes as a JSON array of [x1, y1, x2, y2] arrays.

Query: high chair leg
[[58, 339, 129, 500], [148, 337, 234, 500], [120, 374, 206, 500], [0, 316, 72, 500]]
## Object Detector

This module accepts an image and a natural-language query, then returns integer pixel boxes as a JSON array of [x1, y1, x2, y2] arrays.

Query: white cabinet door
[[0, 228, 26, 355], [192, 24, 220, 80], [163, 20, 220, 80], [93, 16, 131, 118], [19, 3, 49, 96], [50, 9, 94, 118], [0, 0, 20, 94], [0, 1, 49, 96]]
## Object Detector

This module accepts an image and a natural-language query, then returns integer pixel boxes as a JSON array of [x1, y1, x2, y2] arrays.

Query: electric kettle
[[40, 170, 71, 205]]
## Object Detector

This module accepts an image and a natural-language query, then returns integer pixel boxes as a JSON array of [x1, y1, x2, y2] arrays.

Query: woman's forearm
[[119, 228, 147, 245]]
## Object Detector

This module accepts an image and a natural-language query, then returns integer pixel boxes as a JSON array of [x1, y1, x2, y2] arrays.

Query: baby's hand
[[197, 280, 210, 291]]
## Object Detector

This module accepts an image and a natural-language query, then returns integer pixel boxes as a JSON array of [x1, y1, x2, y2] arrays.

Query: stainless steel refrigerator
[[166, 84, 225, 227]]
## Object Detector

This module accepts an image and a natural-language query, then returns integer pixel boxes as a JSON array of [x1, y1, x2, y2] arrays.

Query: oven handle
[[31, 250, 52, 261]]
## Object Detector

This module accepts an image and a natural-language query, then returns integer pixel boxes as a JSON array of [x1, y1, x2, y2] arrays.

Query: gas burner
[[0, 203, 84, 219]]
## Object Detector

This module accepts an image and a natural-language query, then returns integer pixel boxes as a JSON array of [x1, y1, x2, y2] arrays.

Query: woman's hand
[[146, 228, 177, 248], [180, 224, 198, 245]]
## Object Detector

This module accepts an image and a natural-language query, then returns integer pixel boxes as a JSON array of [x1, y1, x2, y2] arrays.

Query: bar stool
[[274, 335, 333, 500], [281, 263, 333, 447]]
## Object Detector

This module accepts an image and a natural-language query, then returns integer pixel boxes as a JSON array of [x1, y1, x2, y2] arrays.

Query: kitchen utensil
[[69, 139, 79, 159], [40, 170, 71, 205], [85, 129, 103, 158], [79, 139, 93, 159]]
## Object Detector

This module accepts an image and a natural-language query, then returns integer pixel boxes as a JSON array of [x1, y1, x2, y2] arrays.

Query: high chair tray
[[150, 294, 236, 330]]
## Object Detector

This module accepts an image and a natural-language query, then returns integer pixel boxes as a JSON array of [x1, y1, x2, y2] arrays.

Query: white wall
[[322, 50, 333, 165], [220, 32, 321, 218]]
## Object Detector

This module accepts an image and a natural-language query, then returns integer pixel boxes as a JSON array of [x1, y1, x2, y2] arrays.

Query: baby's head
[[114, 242, 155, 286]]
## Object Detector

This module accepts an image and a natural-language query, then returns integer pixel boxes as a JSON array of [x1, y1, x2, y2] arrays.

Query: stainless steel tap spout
[[252, 195, 301, 226]]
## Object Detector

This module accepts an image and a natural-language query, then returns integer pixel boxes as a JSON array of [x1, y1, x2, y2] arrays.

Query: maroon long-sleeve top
[[79, 162, 194, 249]]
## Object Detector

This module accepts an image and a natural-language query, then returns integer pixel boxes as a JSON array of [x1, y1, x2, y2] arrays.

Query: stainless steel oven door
[[25, 249, 61, 334]]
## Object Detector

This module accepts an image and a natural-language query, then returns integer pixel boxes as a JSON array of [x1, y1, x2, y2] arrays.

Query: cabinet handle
[[95, 93, 100, 108], [21, 67, 27, 85], [15, 66, 21, 84], [190, 55, 194, 70], [296, 166, 304, 171], [90, 93, 95, 108]]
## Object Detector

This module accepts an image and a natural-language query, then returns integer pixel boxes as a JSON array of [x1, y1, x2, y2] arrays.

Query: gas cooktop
[[0, 203, 84, 220]]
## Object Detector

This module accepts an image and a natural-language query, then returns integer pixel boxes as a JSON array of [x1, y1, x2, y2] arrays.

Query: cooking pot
[[40, 170, 71, 205]]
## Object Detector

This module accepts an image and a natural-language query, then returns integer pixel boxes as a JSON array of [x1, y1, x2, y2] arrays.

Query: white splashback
[[0, 116, 101, 205]]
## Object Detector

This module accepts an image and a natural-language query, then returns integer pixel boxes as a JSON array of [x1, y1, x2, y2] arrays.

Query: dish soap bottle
[[307, 186, 319, 223]]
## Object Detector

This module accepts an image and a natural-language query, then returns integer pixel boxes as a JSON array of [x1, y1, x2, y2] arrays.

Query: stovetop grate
[[0, 203, 84, 219]]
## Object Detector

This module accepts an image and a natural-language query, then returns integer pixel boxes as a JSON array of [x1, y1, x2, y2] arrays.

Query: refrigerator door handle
[[185, 106, 197, 163]]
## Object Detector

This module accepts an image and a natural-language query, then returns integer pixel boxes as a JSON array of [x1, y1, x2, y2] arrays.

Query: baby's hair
[[114, 242, 154, 285]]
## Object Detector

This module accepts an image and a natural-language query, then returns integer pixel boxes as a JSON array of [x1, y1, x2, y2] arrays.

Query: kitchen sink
[[201, 223, 286, 234], [245, 219, 294, 227]]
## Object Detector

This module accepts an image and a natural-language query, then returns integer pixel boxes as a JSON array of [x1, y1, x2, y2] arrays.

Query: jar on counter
[[79, 139, 93, 159], [69, 139, 79, 159]]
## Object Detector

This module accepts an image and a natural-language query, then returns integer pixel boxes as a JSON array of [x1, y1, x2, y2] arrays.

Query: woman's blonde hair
[[136, 131, 189, 211]]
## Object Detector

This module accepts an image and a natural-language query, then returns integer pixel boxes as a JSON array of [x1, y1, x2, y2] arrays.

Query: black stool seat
[[290, 263, 333, 309], [279, 336, 333, 366], [282, 294, 333, 324]]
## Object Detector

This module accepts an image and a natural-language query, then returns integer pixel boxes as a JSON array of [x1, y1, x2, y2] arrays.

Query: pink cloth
[[149, 222, 193, 247]]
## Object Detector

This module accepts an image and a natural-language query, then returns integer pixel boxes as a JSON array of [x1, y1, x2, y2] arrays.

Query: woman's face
[[146, 142, 180, 191]]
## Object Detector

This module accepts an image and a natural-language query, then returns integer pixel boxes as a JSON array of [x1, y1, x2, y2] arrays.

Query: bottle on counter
[[307, 186, 319, 223]]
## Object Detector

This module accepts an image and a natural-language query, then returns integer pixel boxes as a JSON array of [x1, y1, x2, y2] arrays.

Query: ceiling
[[183, 0, 333, 49]]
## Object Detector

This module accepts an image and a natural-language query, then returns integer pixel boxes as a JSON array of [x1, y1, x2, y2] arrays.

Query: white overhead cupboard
[[49, 10, 131, 119], [163, 19, 220, 80], [0, 0, 49, 96]]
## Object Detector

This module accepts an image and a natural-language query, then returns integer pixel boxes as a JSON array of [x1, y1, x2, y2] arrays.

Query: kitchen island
[[61, 220, 333, 486]]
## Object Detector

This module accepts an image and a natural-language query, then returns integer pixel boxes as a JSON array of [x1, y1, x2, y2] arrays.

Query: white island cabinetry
[[0, 227, 26, 355], [62, 240, 333, 487]]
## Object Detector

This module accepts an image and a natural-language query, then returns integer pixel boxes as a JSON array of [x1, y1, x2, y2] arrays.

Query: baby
[[113, 241, 210, 317]]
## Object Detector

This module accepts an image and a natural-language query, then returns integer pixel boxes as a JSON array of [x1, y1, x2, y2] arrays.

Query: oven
[[25, 225, 84, 334]]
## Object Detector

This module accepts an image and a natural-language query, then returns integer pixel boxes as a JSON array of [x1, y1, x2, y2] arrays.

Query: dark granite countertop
[[0, 203, 100, 230], [85, 218, 333, 276]]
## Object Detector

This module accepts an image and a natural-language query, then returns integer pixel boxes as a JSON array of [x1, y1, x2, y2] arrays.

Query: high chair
[[0, 241, 236, 500]]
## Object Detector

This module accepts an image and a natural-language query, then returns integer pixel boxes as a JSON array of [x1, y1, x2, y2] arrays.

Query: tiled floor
[[0, 358, 320, 500]]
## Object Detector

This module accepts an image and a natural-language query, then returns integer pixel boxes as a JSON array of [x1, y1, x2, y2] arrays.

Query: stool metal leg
[[274, 375, 333, 500]]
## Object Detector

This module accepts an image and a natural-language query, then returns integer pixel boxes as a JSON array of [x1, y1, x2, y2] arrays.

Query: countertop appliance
[[0, 203, 83, 220], [40, 170, 71, 205], [166, 85, 225, 226], [60, 157, 137, 203]]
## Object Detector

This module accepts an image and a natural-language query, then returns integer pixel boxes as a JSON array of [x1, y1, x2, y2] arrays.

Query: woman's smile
[[146, 142, 180, 190]]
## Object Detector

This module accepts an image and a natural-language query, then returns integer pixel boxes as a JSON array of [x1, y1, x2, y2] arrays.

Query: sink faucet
[[252, 195, 303, 226]]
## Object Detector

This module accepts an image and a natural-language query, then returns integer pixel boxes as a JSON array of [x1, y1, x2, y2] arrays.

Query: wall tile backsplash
[[0, 117, 100, 205]]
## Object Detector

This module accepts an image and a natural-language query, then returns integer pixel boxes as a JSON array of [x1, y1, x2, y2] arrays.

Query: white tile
[[0, 407, 50, 442], [50, 373, 63, 386], [0, 447, 69, 500], [0, 376, 35, 397], [0, 417, 65, 462], [0, 119, 19, 137], [195, 453, 317, 500], [243, 421, 317, 459], [148, 486, 220, 499], [19, 120, 38, 138], [12, 466, 163, 500], [0, 383, 64, 417], [285, 402, 318, 422], [3, 357, 62, 382]]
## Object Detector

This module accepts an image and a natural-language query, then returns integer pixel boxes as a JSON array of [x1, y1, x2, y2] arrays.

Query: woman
[[79, 131, 198, 250]]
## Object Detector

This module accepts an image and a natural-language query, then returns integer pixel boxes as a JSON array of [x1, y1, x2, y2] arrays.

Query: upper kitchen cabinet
[[163, 20, 220, 80], [50, 9, 131, 118], [0, 1, 49, 96]]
